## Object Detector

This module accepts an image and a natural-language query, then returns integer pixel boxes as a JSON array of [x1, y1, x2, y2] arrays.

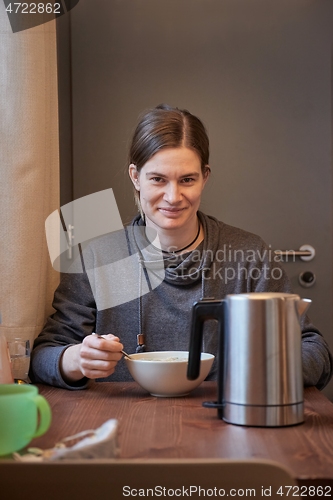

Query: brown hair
[[129, 104, 210, 213]]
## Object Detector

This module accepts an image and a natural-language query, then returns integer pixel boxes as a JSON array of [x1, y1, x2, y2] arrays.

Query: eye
[[150, 176, 165, 183], [181, 177, 195, 184]]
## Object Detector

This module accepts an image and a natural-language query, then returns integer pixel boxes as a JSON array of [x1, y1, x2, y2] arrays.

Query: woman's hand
[[60, 333, 124, 383]]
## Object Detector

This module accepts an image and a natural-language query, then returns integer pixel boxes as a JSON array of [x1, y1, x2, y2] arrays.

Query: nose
[[163, 182, 183, 204]]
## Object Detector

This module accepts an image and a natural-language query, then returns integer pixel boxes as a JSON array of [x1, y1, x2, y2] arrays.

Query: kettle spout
[[296, 298, 311, 318]]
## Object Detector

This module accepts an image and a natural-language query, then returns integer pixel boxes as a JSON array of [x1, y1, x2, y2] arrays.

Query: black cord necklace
[[161, 222, 201, 255]]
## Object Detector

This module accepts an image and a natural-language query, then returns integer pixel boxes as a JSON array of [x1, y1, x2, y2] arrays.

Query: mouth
[[158, 207, 186, 216]]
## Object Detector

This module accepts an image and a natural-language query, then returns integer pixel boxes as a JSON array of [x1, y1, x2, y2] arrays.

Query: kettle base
[[223, 401, 304, 427]]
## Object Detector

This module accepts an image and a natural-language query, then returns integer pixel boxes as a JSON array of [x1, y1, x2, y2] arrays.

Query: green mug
[[0, 384, 52, 456]]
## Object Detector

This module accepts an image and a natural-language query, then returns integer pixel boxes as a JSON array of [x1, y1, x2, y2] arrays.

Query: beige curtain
[[0, 5, 60, 346]]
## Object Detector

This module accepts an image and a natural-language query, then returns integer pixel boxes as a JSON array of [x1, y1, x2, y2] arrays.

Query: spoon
[[120, 350, 133, 360], [92, 332, 133, 359]]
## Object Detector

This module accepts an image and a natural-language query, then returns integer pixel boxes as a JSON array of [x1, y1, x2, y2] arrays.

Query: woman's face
[[129, 147, 209, 232]]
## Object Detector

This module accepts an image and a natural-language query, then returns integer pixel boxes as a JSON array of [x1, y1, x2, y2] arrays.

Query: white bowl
[[125, 351, 215, 397]]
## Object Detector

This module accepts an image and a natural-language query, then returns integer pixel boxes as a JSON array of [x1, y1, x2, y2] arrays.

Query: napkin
[[13, 419, 119, 461]]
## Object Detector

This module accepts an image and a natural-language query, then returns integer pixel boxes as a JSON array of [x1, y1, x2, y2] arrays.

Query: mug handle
[[32, 395, 52, 438]]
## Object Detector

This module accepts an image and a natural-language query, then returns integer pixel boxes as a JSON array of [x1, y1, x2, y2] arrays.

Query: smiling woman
[[29, 104, 333, 392], [128, 104, 210, 254], [129, 147, 208, 251]]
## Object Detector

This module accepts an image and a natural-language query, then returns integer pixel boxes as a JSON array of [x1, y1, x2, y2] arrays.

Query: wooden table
[[32, 382, 333, 478], [1, 382, 333, 499]]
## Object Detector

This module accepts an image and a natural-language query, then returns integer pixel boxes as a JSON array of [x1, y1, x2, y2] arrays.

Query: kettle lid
[[227, 292, 300, 301]]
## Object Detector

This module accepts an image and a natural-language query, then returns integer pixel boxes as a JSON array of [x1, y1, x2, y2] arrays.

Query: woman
[[30, 105, 333, 390]]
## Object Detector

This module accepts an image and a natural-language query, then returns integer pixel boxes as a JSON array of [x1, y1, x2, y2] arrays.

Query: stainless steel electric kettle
[[187, 292, 311, 427]]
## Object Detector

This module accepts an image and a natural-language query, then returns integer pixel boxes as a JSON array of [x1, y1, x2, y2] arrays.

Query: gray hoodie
[[30, 212, 333, 390]]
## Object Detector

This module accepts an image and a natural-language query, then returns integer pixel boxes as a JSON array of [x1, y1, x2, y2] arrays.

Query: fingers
[[79, 334, 124, 379], [84, 334, 123, 355], [79, 358, 119, 379]]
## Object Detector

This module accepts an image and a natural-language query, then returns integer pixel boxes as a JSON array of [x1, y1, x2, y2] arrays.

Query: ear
[[129, 164, 140, 190], [202, 165, 211, 185]]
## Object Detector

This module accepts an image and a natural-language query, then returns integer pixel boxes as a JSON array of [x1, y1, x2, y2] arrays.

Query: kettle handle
[[187, 298, 224, 379], [187, 298, 225, 380], [187, 298, 225, 417]]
